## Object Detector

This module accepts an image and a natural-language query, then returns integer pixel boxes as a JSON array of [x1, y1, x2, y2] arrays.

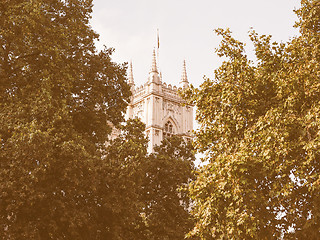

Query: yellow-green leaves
[[186, 1, 320, 239]]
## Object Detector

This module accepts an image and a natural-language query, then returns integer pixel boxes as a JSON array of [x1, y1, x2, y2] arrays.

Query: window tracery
[[163, 121, 174, 139]]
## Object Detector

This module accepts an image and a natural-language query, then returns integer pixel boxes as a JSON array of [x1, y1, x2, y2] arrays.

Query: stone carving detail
[[163, 100, 181, 115]]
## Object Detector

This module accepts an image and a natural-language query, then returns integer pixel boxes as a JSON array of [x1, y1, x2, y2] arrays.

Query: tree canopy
[[93, 118, 148, 239], [0, 1, 196, 236], [183, 0, 320, 239], [0, 0, 131, 238], [142, 135, 196, 239]]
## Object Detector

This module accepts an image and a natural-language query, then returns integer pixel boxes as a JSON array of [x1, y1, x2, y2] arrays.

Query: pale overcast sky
[[91, 0, 301, 88]]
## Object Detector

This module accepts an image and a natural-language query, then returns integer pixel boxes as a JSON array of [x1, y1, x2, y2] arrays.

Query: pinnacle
[[128, 60, 134, 85], [150, 48, 158, 73], [181, 60, 188, 83]]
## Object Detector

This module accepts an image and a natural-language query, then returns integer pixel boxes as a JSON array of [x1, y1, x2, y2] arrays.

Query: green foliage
[[142, 135, 196, 239], [183, 0, 320, 239], [0, 0, 131, 238], [93, 118, 148, 239], [86, 119, 197, 240]]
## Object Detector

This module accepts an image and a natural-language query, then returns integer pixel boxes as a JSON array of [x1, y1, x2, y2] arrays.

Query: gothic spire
[[128, 60, 134, 86], [150, 48, 158, 73], [180, 60, 189, 88], [148, 48, 161, 84]]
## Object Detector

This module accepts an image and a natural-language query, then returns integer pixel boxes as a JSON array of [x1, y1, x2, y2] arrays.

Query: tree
[[183, 0, 320, 239], [0, 0, 131, 238], [91, 120, 197, 240], [142, 135, 196, 239], [94, 118, 149, 239]]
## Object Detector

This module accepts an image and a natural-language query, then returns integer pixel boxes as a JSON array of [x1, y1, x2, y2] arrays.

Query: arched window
[[163, 121, 174, 139]]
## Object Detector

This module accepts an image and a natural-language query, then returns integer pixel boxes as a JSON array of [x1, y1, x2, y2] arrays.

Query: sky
[[90, 0, 302, 89]]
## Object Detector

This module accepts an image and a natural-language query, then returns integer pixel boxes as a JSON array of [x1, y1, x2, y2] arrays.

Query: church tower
[[126, 50, 193, 152]]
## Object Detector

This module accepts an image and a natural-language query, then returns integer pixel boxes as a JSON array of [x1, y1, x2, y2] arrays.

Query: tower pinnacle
[[128, 60, 134, 86], [148, 48, 161, 84], [180, 60, 189, 88], [150, 48, 158, 73]]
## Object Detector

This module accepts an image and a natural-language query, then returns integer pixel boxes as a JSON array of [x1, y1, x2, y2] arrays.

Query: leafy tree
[[94, 118, 149, 239], [142, 135, 196, 239], [0, 0, 130, 238], [183, 0, 320, 239], [91, 120, 197, 240]]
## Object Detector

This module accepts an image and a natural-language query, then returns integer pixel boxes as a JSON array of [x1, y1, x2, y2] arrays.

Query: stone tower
[[126, 49, 193, 152]]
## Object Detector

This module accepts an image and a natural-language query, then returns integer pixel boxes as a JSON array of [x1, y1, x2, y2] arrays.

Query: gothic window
[[163, 121, 174, 139]]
